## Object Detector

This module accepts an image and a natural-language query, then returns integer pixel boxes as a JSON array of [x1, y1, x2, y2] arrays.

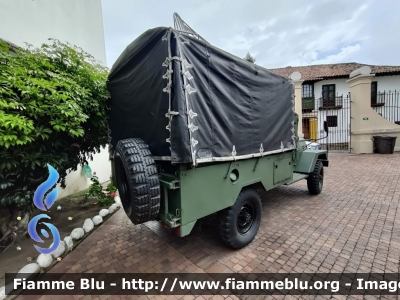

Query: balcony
[[302, 97, 315, 111], [318, 96, 344, 110]]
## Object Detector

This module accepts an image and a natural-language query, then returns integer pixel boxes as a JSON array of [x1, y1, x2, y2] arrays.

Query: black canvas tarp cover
[[107, 27, 295, 165]]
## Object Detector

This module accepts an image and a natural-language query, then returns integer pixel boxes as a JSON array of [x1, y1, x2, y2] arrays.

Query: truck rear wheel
[[114, 138, 160, 224], [218, 188, 262, 249], [307, 160, 323, 195]]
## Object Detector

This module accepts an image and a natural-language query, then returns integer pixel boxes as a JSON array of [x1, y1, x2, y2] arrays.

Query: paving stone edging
[[0, 196, 123, 300]]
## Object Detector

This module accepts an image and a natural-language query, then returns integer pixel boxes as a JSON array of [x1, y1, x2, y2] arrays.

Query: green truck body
[[110, 114, 328, 247], [107, 17, 328, 249]]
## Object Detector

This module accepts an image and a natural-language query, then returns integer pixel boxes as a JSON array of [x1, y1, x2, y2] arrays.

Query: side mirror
[[323, 121, 329, 135]]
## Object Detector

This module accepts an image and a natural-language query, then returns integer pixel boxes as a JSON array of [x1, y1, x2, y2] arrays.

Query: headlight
[[309, 144, 321, 150], [306, 142, 321, 150]]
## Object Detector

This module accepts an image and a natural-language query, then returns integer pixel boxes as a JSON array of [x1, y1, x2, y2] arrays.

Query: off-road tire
[[218, 188, 262, 249], [307, 160, 323, 195], [114, 138, 160, 224]]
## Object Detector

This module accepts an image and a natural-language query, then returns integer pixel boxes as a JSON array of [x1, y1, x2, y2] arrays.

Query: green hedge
[[0, 39, 110, 210]]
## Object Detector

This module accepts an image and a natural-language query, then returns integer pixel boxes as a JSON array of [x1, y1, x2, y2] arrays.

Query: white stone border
[[0, 196, 122, 300]]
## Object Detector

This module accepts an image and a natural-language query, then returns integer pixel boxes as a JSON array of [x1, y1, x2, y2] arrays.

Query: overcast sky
[[101, 0, 400, 69]]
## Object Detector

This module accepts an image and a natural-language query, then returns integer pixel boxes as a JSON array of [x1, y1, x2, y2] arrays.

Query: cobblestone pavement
[[17, 153, 400, 300]]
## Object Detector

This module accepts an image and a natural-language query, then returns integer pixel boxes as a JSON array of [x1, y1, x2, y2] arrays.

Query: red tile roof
[[269, 63, 400, 81]]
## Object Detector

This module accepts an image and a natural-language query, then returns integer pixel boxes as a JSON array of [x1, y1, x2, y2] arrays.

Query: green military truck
[[106, 16, 328, 249]]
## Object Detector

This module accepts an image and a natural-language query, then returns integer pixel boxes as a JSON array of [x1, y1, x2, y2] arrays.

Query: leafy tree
[[244, 52, 256, 64], [0, 39, 110, 251]]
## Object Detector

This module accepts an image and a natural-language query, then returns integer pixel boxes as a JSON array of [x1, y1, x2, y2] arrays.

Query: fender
[[295, 149, 329, 174]]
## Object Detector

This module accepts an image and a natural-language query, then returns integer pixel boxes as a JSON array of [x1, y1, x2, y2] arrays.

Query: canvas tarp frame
[[107, 27, 296, 166]]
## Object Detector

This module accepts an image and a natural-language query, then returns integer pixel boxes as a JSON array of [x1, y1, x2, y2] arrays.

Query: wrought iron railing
[[317, 94, 350, 110], [301, 94, 351, 151], [302, 97, 315, 111], [371, 90, 400, 124]]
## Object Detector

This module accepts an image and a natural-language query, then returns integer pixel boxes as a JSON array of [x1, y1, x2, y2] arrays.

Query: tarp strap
[[165, 110, 179, 117], [291, 120, 295, 143], [188, 109, 198, 118], [162, 29, 174, 148], [290, 84, 301, 145], [181, 70, 193, 81], [163, 83, 172, 93], [175, 33, 190, 44], [191, 138, 198, 147], [162, 56, 182, 67], [188, 123, 198, 133], [174, 31, 199, 167], [232, 146, 237, 160], [162, 69, 173, 79], [165, 109, 180, 144], [183, 83, 196, 94]]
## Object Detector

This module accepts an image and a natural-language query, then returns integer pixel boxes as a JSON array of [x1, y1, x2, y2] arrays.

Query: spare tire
[[114, 138, 160, 224]]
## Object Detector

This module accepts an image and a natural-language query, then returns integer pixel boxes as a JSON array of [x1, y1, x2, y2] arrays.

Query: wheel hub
[[237, 202, 255, 234]]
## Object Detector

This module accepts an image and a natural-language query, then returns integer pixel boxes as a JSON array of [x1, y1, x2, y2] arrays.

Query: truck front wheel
[[218, 189, 262, 249], [307, 160, 324, 195]]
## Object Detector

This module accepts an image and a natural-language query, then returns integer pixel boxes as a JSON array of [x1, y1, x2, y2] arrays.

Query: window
[[322, 84, 336, 107], [371, 82, 377, 105], [302, 84, 314, 98], [326, 116, 338, 127], [302, 83, 314, 111]]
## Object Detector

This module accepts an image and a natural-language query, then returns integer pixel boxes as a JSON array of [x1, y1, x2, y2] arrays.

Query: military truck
[[106, 16, 328, 249]]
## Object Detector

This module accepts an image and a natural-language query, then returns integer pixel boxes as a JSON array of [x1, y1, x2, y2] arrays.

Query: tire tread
[[115, 138, 161, 224], [218, 188, 262, 249], [307, 160, 323, 195]]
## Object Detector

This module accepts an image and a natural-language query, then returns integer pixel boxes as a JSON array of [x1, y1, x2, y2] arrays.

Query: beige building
[[271, 63, 400, 151]]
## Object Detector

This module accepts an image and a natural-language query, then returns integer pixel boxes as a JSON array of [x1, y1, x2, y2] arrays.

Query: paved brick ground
[[16, 153, 400, 300]]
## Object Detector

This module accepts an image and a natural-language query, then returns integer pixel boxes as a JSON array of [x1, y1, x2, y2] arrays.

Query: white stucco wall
[[307, 79, 351, 146], [314, 79, 349, 98], [0, 0, 111, 198], [0, 0, 106, 65], [312, 75, 400, 97], [305, 75, 400, 145], [315, 96, 351, 146], [374, 75, 400, 92], [373, 75, 400, 124]]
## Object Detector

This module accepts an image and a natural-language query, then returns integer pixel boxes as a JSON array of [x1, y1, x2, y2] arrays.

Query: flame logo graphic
[[33, 164, 59, 211], [28, 164, 61, 255], [28, 214, 60, 254]]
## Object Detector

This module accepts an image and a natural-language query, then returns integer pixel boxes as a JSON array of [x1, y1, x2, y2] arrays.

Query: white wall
[[312, 75, 400, 97], [0, 0, 111, 198], [314, 75, 400, 98], [58, 146, 111, 199], [314, 78, 349, 98], [315, 79, 349, 146], [373, 75, 400, 123], [308, 79, 351, 146], [375, 75, 400, 92], [0, 0, 106, 66], [307, 76, 400, 145], [315, 96, 351, 146]]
